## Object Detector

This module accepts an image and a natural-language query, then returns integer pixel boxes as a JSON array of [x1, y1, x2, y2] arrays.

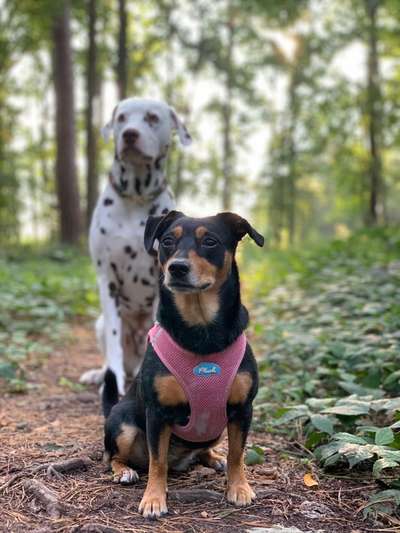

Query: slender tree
[[117, 0, 128, 99], [52, 0, 81, 244], [85, 0, 99, 228], [364, 0, 383, 225]]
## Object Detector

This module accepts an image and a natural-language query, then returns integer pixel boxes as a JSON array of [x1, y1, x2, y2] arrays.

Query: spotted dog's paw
[[199, 450, 227, 472], [79, 368, 105, 385], [227, 481, 256, 506], [139, 490, 168, 519], [112, 467, 139, 485]]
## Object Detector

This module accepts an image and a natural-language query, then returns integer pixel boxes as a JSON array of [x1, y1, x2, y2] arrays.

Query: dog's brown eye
[[117, 113, 125, 123], [202, 236, 218, 247], [161, 236, 175, 247], [146, 112, 159, 125]]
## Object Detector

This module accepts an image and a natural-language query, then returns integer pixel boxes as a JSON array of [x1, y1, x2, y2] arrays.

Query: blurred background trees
[[0, 0, 399, 247]]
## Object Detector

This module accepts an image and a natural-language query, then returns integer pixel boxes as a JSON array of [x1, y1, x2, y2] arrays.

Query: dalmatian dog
[[80, 98, 192, 395]]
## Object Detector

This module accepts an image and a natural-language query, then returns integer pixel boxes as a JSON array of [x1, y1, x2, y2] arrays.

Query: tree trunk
[[86, 0, 99, 228], [222, 5, 235, 211], [117, 0, 128, 99], [52, 0, 81, 244], [365, 0, 382, 226]]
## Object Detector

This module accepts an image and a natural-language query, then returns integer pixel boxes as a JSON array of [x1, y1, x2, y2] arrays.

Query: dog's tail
[[102, 368, 119, 418]]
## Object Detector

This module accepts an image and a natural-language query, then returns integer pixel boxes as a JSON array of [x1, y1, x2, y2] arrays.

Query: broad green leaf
[[310, 414, 334, 435], [245, 448, 265, 466], [333, 433, 368, 445], [373, 459, 399, 478], [375, 428, 395, 446], [322, 404, 370, 416]]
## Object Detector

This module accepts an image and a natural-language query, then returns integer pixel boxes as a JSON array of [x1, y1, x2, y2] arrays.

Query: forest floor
[[0, 321, 380, 533], [2, 231, 400, 532]]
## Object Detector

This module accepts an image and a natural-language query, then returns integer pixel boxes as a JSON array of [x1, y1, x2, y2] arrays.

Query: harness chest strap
[[148, 323, 247, 443]]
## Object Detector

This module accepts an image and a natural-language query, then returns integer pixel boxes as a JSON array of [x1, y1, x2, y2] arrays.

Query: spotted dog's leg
[[80, 315, 107, 385], [139, 414, 171, 519], [226, 415, 256, 506], [98, 276, 126, 395], [198, 448, 226, 472]]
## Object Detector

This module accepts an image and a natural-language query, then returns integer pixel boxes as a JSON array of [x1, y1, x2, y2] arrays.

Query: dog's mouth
[[120, 145, 153, 163], [167, 281, 212, 293]]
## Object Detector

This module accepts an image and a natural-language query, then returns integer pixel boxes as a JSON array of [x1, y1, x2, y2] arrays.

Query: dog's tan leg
[[226, 422, 255, 506], [139, 424, 171, 519], [110, 423, 139, 484], [198, 448, 226, 472]]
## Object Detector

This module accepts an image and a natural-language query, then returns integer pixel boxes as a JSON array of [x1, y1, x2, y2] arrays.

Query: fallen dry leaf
[[303, 472, 319, 488]]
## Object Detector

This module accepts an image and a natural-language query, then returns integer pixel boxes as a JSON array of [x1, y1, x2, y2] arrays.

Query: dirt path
[[0, 324, 378, 532]]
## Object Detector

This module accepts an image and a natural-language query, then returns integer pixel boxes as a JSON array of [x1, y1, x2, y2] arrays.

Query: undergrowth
[[0, 245, 97, 392], [241, 227, 400, 520]]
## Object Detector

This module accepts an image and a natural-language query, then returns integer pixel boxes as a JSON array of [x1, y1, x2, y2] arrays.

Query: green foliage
[[244, 227, 400, 516], [0, 246, 97, 391]]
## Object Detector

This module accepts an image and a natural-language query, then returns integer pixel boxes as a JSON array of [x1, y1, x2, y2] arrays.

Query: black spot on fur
[[149, 204, 159, 216], [97, 260, 102, 267], [140, 221, 145, 226], [149, 266, 154, 276], [127, 265, 132, 272], [141, 278, 150, 286], [100, 227, 106, 235], [135, 178, 141, 195], [120, 177, 128, 191], [162, 207, 169, 214], [104, 198, 113, 206], [133, 275, 138, 283], [145, 165, 152, 187], [131, 251, 137, 259], [112, 329, 117, 335], [124, 245, 132, 254]]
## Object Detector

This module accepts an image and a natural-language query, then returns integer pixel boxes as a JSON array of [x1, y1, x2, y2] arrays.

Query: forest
[[1, 0, 400, 531]]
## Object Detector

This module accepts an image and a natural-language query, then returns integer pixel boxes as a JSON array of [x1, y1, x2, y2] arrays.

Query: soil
[[0, 323, 385, 533]]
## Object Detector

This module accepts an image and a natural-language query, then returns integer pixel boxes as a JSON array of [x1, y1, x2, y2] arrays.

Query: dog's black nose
[[168, 261, 190, 278], [123, 129, 140, 143]]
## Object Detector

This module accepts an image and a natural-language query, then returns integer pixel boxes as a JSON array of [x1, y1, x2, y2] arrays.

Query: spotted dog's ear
[[144, 210, 185, 254], [101, 105, 117, 142], [169, 107, 192, 146], [217, 212, 264, 247]]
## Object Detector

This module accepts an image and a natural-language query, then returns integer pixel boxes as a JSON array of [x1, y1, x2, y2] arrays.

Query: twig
[[22, 478, 64, 518], [0, 455, 92, 491], [169, 489, 223, 503], [47, 456, 92, 479]]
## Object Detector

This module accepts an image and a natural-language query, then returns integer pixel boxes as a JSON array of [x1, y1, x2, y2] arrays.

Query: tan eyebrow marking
[[172, 226, 183, 238], [195, 226, 207, 239]]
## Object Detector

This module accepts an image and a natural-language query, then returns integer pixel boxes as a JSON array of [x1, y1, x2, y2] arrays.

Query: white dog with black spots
[[80, 98, 192, 395]]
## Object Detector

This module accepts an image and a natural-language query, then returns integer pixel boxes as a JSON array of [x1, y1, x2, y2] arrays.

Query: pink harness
[[148, 323, 247, 442]]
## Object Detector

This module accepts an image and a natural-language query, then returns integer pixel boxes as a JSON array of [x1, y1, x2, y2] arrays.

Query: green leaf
[[245, 448, 265, 466], [322, 404, 370, 416], [375, 428, 395, 446], [373, 458, 399, 478], [333, 433, 368, 445], [310, 414, 334, 435]]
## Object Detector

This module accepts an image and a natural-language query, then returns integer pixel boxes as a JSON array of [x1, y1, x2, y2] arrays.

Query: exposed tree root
[[23, 479, 64, 518]]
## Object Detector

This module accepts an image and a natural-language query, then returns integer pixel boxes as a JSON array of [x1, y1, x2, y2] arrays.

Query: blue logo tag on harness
[[193, 362, 221, 376]]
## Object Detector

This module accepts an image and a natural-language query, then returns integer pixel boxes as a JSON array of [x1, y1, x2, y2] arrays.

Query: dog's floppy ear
[[217, 212, 264, 247], [169, 107, 192, 146], [101, 105, 117, 142], [144, 210, 185, 254]]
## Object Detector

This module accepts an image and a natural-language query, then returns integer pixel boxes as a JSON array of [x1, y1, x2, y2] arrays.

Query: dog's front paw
[[227, 481, 256, 506], [139, 490, 168, 519], [112, 467, 139, 485], [79, 368, 105, 385]]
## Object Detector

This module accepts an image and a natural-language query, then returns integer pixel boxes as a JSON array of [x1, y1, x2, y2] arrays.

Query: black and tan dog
[[102, 210, 264, 518]]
